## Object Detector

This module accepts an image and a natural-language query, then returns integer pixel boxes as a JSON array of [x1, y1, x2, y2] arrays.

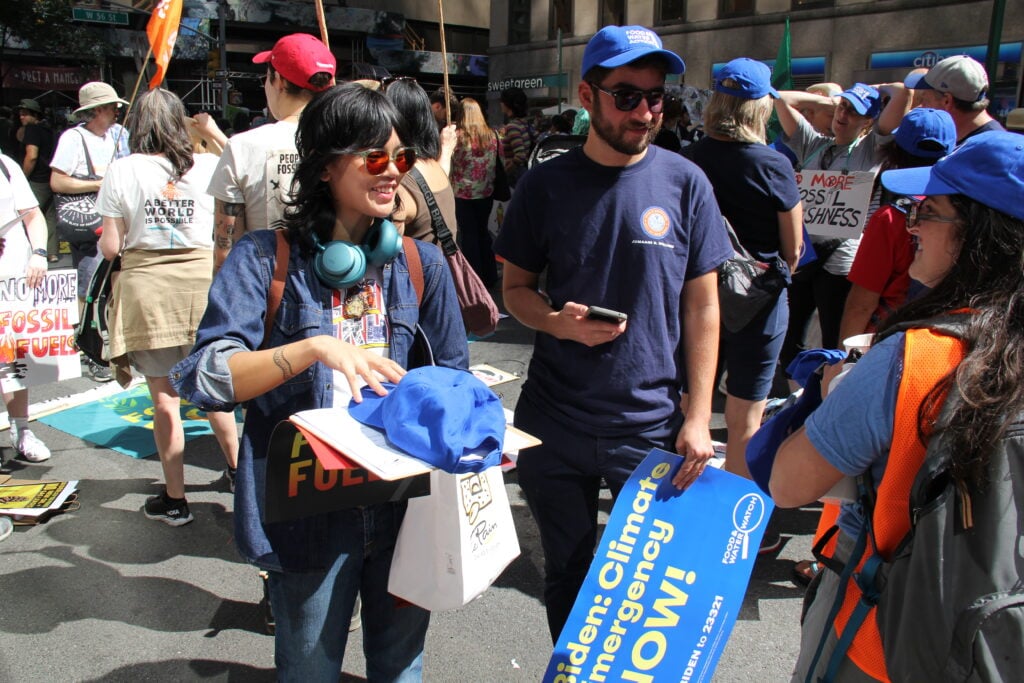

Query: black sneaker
[[143, 493, 194, 527], [220, 467, 237, 493]]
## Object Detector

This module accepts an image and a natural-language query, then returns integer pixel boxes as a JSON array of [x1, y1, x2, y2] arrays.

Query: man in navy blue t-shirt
[[493, 24, 733, 642]]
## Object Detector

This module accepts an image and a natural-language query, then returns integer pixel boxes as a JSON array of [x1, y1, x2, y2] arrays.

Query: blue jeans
[[514, 393, 681, 642], [267, 503, 429, 682]]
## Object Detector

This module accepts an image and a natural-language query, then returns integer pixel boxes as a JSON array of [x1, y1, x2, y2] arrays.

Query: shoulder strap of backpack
[[408, 168, 458, 257], [0, 157, 10, 182], [402, 236, 424, 306], [262, 229, 289, 349]]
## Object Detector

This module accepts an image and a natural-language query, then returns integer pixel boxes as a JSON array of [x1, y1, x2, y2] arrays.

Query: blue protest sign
[[544, 449, 773, 683]]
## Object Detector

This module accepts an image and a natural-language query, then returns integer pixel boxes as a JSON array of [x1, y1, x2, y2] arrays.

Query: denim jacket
[[171, 229, 469, 571]]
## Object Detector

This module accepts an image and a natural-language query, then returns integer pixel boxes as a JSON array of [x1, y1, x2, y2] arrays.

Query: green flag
[[767, 18, 792, 142]]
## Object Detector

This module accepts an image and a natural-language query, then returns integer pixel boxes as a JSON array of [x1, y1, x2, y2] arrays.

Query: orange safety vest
[[828, 326, 966, 681]]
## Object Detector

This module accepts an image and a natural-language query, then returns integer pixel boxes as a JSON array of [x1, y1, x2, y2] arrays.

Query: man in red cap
[[208, 33, 335, 269]]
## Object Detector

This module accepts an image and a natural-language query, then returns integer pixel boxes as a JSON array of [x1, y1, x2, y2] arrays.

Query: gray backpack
[[810, 319, 1024, 682], [875, 404, 1024, 681]]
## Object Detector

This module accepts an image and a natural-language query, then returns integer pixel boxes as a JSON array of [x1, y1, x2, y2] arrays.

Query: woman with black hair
[[171, 82, 468, 680], [96, 88, 238, 525], [770, 131, 1024, 681], [384, 78, 459, 246]]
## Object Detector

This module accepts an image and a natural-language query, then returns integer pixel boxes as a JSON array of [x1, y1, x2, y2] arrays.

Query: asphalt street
[[0, 279, 819, 682]]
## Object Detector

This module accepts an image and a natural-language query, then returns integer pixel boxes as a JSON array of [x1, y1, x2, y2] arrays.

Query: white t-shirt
[[50, 124, 127, 179], [329, 265, 390, 407], [206, 120, 299, 231], [97, 153, 218, 250], [0, 154, 40, 275]]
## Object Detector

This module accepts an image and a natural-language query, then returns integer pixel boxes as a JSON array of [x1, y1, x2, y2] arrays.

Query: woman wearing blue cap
[[837, 107, 957, 343], [683, 57, 802, 483], [773, 81, 908, 374], [171, 82, 469, 681], [769, 131, 1024, 681]]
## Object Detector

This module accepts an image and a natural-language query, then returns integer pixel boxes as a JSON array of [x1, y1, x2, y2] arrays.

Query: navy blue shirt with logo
[[494, 145, 732, 436]]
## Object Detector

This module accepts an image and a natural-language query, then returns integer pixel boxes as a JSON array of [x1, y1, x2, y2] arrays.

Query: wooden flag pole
[[315, 0, 330, 49], [127, 43, 155, 107], [437, 0, 450, 125]]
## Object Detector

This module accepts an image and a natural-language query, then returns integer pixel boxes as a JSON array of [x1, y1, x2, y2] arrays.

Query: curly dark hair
[[500, 87, 529, 118], [877, 195, 1024, 487], [281, 83, 410, 253]]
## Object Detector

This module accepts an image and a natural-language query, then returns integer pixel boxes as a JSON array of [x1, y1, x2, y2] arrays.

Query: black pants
[[454, 196, 497, 288], [780, 264, 852, 368]]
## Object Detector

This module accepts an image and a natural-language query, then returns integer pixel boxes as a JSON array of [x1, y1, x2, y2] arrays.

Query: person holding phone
[[494, 25, 733, 642]]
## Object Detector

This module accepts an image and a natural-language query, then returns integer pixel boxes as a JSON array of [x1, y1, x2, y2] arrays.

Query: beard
[[590, 93, 662, 156]]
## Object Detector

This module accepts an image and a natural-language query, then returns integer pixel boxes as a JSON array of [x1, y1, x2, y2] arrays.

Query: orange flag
[[146, 0, 183, 89]]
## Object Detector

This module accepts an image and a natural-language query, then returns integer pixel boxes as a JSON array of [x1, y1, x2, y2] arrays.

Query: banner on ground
[[797, 169, 874, 240], [0, 269, 81, 391], [544, 449, 773, 683]]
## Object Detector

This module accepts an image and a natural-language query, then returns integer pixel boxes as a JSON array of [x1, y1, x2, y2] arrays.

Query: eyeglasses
[[354, 147, 417, 175], [588, 82, 666, 112], [905, 202, 960, 230]]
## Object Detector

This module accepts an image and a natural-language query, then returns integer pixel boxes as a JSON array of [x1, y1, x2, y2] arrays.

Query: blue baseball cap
[[903, 69, 929, 89], [581, 25, 685, 79], [839, 83, 882, 118], [348, 366, 505, 474], [881, 131, 1024, 221], [714, 58, 779, 100], [892, 108, 956, 159]]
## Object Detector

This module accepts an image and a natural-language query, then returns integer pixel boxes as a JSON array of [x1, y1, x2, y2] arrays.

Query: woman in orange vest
[[768, 131, 1024, 681]]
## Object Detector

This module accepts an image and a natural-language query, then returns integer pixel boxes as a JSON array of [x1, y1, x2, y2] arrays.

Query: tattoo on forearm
[[222, 202, 245, 216], [273, 347, 295, 381]]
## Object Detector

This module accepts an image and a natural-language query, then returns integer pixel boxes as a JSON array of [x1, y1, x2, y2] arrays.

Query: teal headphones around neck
[[310, 218, 402, 290]]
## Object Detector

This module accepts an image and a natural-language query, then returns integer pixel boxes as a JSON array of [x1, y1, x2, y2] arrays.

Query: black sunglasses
[[588, 82, 666, 113]]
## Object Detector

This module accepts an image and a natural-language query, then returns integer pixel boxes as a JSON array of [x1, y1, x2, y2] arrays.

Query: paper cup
[[843, 333, 873, 354]]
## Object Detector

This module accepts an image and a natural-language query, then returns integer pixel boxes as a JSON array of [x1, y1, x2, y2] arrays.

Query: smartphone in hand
[[586, 305, 628, 324]]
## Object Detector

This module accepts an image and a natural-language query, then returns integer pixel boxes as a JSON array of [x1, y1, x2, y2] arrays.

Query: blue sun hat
[[881, 131, 1024, 221], [348, 366, 505, 473]]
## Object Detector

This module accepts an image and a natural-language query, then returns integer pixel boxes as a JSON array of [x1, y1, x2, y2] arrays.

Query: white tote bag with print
[[389, 466, 520, 611]]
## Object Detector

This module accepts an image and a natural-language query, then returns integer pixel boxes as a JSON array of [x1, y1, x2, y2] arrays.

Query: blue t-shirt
[[683, 137, 801, 258], [804, 332, 905, 536], [494, 145, 733, 435]]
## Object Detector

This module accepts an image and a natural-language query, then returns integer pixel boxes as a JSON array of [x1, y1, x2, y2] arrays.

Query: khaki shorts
[[128, 344, 191, 378]]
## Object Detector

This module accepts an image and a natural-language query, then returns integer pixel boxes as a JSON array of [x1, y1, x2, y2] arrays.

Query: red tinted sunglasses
[[355, 147, 417, 175]]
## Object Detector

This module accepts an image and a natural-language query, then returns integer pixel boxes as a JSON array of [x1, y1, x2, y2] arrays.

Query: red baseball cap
[[253, 33, 336, 92]]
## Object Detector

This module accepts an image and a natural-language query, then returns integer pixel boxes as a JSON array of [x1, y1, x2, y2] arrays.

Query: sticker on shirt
[[264, 149, 299, 227], [632, 206, 675, 249], [332, 280, 389, 349], [144, 181, 194, 247]]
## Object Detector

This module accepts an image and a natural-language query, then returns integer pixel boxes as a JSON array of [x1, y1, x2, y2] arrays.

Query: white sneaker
[[16, 429, 51, 463]]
